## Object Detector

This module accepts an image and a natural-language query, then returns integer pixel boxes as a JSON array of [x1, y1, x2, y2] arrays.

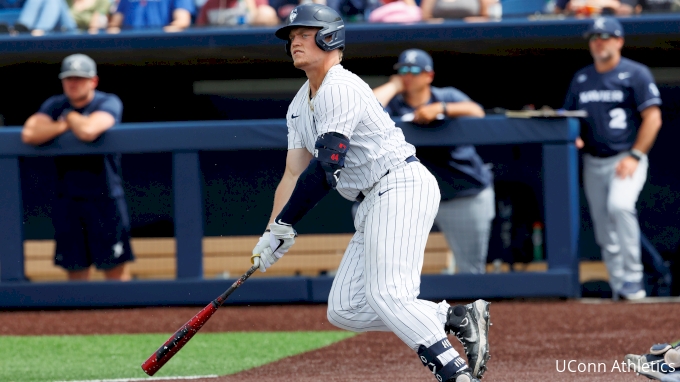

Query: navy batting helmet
[[274, 3, 345, 57]]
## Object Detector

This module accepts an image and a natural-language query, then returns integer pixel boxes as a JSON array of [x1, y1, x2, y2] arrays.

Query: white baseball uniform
[[286, 64, 457, 356]]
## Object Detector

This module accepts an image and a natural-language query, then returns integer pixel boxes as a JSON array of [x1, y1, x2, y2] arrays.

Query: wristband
[[441, 102, 447, 115], [629, 149, 644, 161]]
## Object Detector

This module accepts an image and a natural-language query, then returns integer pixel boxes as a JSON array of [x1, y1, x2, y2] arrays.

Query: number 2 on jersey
[[609, 108, 627, 129]]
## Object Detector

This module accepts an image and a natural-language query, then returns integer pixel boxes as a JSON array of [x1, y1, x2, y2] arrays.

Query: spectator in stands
[[71, 0, 111, 33], [107, 0, 195, 33], [11, 0, 76, 36], [624, 0, 680, 13], [420, 0, 501, 21], [270, 0, 325, 23], [373, 49, 495, 274], [21, 54, 134, 281], [326, 0, 379, 20], [196, 0, 278, 27], [554, 0, 634, 16], [367, 0, 421, 23]]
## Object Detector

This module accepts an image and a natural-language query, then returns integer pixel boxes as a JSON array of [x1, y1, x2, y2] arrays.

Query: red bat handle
[[141, 265, 258, 376]]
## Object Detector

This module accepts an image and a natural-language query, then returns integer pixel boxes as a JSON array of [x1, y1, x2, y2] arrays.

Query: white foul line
[[54, 375, 218, 382]]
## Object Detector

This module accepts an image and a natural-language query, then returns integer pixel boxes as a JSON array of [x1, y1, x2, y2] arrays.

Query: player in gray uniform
[[563, 17, 663, 300], [249, 4, 490, 381]]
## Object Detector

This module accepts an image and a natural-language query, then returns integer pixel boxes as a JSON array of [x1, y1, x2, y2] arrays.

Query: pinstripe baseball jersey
[[286, 64, 416, 201]]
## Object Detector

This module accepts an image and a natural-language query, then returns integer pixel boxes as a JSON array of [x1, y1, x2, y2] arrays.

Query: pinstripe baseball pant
[[583, 152, 648, 294], [327, 161, 455, 352], [434, 186, 496, 275]]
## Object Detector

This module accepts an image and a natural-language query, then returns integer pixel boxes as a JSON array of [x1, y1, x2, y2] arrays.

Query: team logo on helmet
[[594, 17, 606, 30], [290, 9, 298, 23], [405, 51, 418, 64]]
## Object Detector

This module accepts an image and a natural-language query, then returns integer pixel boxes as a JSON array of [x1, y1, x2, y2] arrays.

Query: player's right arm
[[266, 148, 314, 227], [373, 75, 404, 107], [21, 113, 68, 146], [563, 74, 585, 149]]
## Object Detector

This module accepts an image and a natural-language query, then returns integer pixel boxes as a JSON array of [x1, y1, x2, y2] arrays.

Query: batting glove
[[250, 222, 296, 272], [269, 221, 296, 258]]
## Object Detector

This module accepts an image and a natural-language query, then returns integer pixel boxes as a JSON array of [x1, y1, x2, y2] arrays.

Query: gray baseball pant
[[434, 186, 496, 274], [583, 152, 648, 294]]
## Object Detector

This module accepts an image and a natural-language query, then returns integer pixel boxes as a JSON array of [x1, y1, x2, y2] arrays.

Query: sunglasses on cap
[[589, 33, 613, 41], [397, 66, 424, 75]]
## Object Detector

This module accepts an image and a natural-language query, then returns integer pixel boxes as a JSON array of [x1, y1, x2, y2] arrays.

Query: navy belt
[[355, 155, 419, 203]]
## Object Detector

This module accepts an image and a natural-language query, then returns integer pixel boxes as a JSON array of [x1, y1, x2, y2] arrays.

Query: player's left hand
[[250, 222, 297, 272], [251, 232, 277, 272], [268, 221, 297, 258], [616, 156, 639, 179], [413, 103, 444, 124]]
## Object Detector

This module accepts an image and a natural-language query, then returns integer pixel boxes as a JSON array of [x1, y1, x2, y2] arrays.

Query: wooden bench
[[24, 233, 453, 282], [23, 233, 609, 283]]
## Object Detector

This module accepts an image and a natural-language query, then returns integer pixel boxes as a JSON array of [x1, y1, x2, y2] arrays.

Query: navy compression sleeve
[[276, 133, 349, 226]]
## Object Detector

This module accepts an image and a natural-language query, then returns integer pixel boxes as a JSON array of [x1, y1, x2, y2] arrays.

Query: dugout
[[1, 15, 680, 302]]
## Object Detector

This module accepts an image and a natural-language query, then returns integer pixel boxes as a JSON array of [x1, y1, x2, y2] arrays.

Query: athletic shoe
[[447, 368, 481, 382], [445, 300, 491, 379], [625, 351, 680, 381], [619, 281, 647, 300]]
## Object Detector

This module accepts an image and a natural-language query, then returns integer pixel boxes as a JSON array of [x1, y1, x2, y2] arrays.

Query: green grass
[[0, 331, 354, 382]]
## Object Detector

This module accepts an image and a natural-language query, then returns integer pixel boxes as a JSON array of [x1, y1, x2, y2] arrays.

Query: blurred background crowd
[[0, 0, 677, 37]]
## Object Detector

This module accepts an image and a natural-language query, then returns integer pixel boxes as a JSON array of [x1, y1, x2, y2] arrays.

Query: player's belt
[[355, 155, 419, 203]]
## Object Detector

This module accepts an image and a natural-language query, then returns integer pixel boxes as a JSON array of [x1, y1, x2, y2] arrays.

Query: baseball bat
[[141, 265, 258, 376]]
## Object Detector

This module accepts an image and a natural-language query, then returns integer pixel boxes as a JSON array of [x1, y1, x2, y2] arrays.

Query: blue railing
[[0, 116, 580, 307]]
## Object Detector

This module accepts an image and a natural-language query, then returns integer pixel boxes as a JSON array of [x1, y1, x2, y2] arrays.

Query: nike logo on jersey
[[579, 90, 624, 104], [378, 188, 393, 196], [291, 115, 300, 119], [618, 72, 631, 80]]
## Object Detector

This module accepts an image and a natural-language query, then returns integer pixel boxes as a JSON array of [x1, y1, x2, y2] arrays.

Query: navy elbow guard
[[276, 133, 350, 226], [314, 132, 349, 189]]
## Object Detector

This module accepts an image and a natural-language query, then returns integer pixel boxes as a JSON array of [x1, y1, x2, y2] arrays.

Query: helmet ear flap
[[315, 30, 335, 52], [285, 40, 292, 57]]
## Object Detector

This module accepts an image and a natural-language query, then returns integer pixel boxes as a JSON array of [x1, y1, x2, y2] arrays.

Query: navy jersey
[[563, 57, 661, 157], [385, 86, 493, 199], [39, 91, 125, 199]]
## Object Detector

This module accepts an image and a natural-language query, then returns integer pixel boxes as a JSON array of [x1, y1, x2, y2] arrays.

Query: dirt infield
[[3, 300, 679, 381]]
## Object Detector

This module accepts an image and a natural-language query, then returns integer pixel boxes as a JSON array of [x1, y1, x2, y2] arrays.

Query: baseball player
[[563, 17, 663, 300], [249, 4, 490, 381], [373, 49, 495, 275], [22, 53, 134, 281]]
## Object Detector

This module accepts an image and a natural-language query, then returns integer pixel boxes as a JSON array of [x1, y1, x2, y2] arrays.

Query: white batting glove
[[269, 221, 296, 257], [250, 222, 296, 272], [251, 232, 277, 272]]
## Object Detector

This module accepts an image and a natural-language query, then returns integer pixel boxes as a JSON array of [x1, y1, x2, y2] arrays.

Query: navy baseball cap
[[59, 54, 97, 79], [583, 17, 624, 39], [393, 49, 433, 72]]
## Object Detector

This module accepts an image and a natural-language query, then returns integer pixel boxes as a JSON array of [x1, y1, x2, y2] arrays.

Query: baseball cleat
[[445, 300, 491, 379], [624, 352, 680, 381], [619, 281, 647, 300], [447, 368, 481, 382]]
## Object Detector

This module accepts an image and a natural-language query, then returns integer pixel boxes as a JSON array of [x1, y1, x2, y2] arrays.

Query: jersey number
[[608, 108, 627, 129]]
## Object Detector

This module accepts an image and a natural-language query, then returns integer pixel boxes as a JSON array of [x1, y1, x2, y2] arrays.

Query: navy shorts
[[53, 197, 134, 271]]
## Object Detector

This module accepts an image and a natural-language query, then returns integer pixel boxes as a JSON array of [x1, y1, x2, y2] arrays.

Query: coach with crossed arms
[[563, 17, 662, 300], [22, 54, 134, 281]]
